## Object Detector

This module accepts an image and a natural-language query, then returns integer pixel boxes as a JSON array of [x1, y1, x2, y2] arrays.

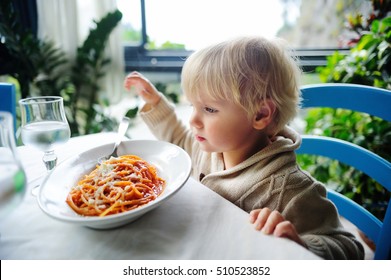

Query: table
[[0, 131, 320, 260]]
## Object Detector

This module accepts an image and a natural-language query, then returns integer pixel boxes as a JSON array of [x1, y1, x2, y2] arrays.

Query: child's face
[[187, 91, 258, 155]]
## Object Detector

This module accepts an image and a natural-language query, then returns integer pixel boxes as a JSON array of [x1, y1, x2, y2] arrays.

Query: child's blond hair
[[181, 36, 301, 135]]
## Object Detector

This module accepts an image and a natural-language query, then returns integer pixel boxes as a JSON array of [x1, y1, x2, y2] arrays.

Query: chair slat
[[301, 83, 391, 121], [327, 189, 382, 243], [297, 136, 391, 192], [0, 83, 17, 130]]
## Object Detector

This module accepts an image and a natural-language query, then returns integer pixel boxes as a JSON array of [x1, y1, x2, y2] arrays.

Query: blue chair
[[296, 83, 391, 260], [0, 83, 17, 129]]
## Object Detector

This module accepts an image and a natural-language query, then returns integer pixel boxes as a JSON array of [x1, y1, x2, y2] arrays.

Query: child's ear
[[252, 99, 276, 130]]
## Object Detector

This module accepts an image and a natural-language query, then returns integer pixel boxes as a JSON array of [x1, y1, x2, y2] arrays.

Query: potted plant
[[0, 1, 125, 136]]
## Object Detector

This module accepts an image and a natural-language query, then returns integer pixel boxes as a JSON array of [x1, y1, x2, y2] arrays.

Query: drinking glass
[[19, 96, 70, 173], [0, 111, 26, 218]]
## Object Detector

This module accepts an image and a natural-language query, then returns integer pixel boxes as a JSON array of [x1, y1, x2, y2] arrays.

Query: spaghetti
[[66, 155, 165, 217]]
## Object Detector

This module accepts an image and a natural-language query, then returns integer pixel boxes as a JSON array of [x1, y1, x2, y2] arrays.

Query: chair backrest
[[296, 83, 391, 260], [0, 83, 17, 130]]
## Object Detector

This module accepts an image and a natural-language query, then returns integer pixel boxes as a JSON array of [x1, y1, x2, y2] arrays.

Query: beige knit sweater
[[140, 97, 364, 260]]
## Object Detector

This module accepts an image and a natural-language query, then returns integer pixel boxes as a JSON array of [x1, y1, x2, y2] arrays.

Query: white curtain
[[36, 0, 125, 104]]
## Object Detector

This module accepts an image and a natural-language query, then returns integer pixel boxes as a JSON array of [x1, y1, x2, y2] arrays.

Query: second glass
[[0, 111, 26, 218]]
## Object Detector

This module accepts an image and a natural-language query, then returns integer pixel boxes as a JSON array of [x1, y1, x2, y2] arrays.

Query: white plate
[[37, 140, 191, 229]]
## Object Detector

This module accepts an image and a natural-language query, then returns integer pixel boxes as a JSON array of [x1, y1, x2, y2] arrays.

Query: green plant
[[146, 40, 186, 50], [298, 5, 391, 219], [155, 82, 180, 104], [65, 10, 123, 135], [0, 1, 68, 99], [0, 1, 125, 136], [318, 16, 391, 88]]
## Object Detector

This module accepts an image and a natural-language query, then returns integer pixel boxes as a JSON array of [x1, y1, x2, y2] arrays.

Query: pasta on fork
[[66, 155, 165, 217]]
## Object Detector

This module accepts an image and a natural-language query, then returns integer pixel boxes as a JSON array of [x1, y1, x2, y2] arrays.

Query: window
[[117, 0, 143, 46], [117, 0, 370, 73]]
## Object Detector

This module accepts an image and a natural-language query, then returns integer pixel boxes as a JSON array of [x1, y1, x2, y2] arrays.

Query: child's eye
[[204, 107, 218, 113]]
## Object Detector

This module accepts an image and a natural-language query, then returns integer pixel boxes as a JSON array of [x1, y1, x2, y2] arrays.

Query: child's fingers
[[124, 73, 146, 91], [261, 210, 284, 234], [252, 208, 272, 231], [124, 71, 152, 89], [124, 72, 161, 105], [251, 209, 305, 247], [249, 209, 261, 223], [274, 221, 306, 247], [273, 221, 296, 238]]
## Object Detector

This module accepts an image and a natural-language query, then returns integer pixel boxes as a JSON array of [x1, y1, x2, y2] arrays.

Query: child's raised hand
[[124, 71, 161, 107], [249, 208, 306, 248]]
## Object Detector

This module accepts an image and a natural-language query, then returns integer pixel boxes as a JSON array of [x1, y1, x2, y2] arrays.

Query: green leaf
[[371, 19, 380, 33], [125, 107, 139, 119]]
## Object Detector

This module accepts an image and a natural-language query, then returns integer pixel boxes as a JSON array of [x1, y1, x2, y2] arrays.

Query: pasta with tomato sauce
[[66, 155, 165, 217]]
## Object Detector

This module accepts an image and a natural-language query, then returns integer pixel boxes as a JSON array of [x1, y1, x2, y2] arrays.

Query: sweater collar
[[211, 125, 301, 174]]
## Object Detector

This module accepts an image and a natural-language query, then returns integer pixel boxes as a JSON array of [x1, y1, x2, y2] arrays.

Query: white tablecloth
[[0, 132, 319, 260]]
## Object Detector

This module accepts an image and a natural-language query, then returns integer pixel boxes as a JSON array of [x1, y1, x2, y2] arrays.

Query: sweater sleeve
[[283, 181, 365, 260], [139, 96, 195, 155]]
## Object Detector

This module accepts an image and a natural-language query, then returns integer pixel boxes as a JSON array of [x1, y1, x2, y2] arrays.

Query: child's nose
[[189, 111, 202, 129]]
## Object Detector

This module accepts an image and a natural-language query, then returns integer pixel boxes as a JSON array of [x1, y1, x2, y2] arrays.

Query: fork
[[98, 116, 131, 163]]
